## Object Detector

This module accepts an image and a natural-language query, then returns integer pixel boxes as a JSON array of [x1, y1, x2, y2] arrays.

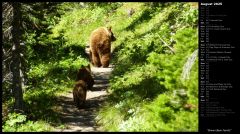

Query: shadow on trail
[[56, 93, 107, 132], [92, 79, 109, 91], [54, 65, 112, 132]]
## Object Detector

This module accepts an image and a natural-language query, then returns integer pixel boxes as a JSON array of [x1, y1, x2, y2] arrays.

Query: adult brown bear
[[89, 26, 116, 67], [73, 65, 94, 108]]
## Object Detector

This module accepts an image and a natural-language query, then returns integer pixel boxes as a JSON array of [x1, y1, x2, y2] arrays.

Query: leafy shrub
[[3, 112, 53, 132]]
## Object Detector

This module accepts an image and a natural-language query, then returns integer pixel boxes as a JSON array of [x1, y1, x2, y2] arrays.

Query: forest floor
[[54, 65, 113, 132]]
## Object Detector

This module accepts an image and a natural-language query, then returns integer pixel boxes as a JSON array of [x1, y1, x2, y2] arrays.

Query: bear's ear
[[107, 26, 112, 32]]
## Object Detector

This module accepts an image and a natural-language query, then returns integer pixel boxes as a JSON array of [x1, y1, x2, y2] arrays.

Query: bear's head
[[77, 65, 94, 89], [107, 26, 116, 42]]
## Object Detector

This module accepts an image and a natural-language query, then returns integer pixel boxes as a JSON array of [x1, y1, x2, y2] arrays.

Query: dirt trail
[[54, 65, 113, 132]]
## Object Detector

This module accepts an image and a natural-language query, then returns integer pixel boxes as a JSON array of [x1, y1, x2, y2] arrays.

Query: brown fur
[[73, 65, 95, 108], [76, 65, 94, 90], [89, 26, 116, 67], [73, 80, 87, 108]]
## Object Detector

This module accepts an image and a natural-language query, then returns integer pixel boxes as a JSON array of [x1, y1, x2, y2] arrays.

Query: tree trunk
[[11, 2, 24, 113]]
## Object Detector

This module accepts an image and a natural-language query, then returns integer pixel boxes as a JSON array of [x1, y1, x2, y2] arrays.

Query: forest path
[[54, 65, 113, 132]]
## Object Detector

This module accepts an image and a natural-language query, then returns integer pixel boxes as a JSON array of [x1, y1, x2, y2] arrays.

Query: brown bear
[[73, 65, 94, 108], [89, 26, 116, 67], [76, 64, 94, 90], [73, 80, 87, 108]]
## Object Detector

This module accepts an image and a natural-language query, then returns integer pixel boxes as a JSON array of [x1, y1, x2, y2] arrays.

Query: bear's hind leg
[[101, 53, 110, 68], [92, 52, 102, 67], [82, 89, 87, 106]]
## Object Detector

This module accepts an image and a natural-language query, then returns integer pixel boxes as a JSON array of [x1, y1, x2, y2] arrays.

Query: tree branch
[[157, 35, 175, 54]]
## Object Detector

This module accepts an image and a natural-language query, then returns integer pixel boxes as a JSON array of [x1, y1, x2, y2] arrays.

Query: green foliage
[[4, 113, 27, 129], [3, 2, 91, 132], [96, 106, 124, 131], [23, 56, 88, 126], [3, 112, 53, 132], [51, 2, 123, 47], [3, 2, 198, 132], [97, 2, 198, 132], [109, 64, 166, 103]]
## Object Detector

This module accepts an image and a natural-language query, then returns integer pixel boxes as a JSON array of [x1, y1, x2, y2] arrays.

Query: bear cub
[[73, 65, 94, 108]]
